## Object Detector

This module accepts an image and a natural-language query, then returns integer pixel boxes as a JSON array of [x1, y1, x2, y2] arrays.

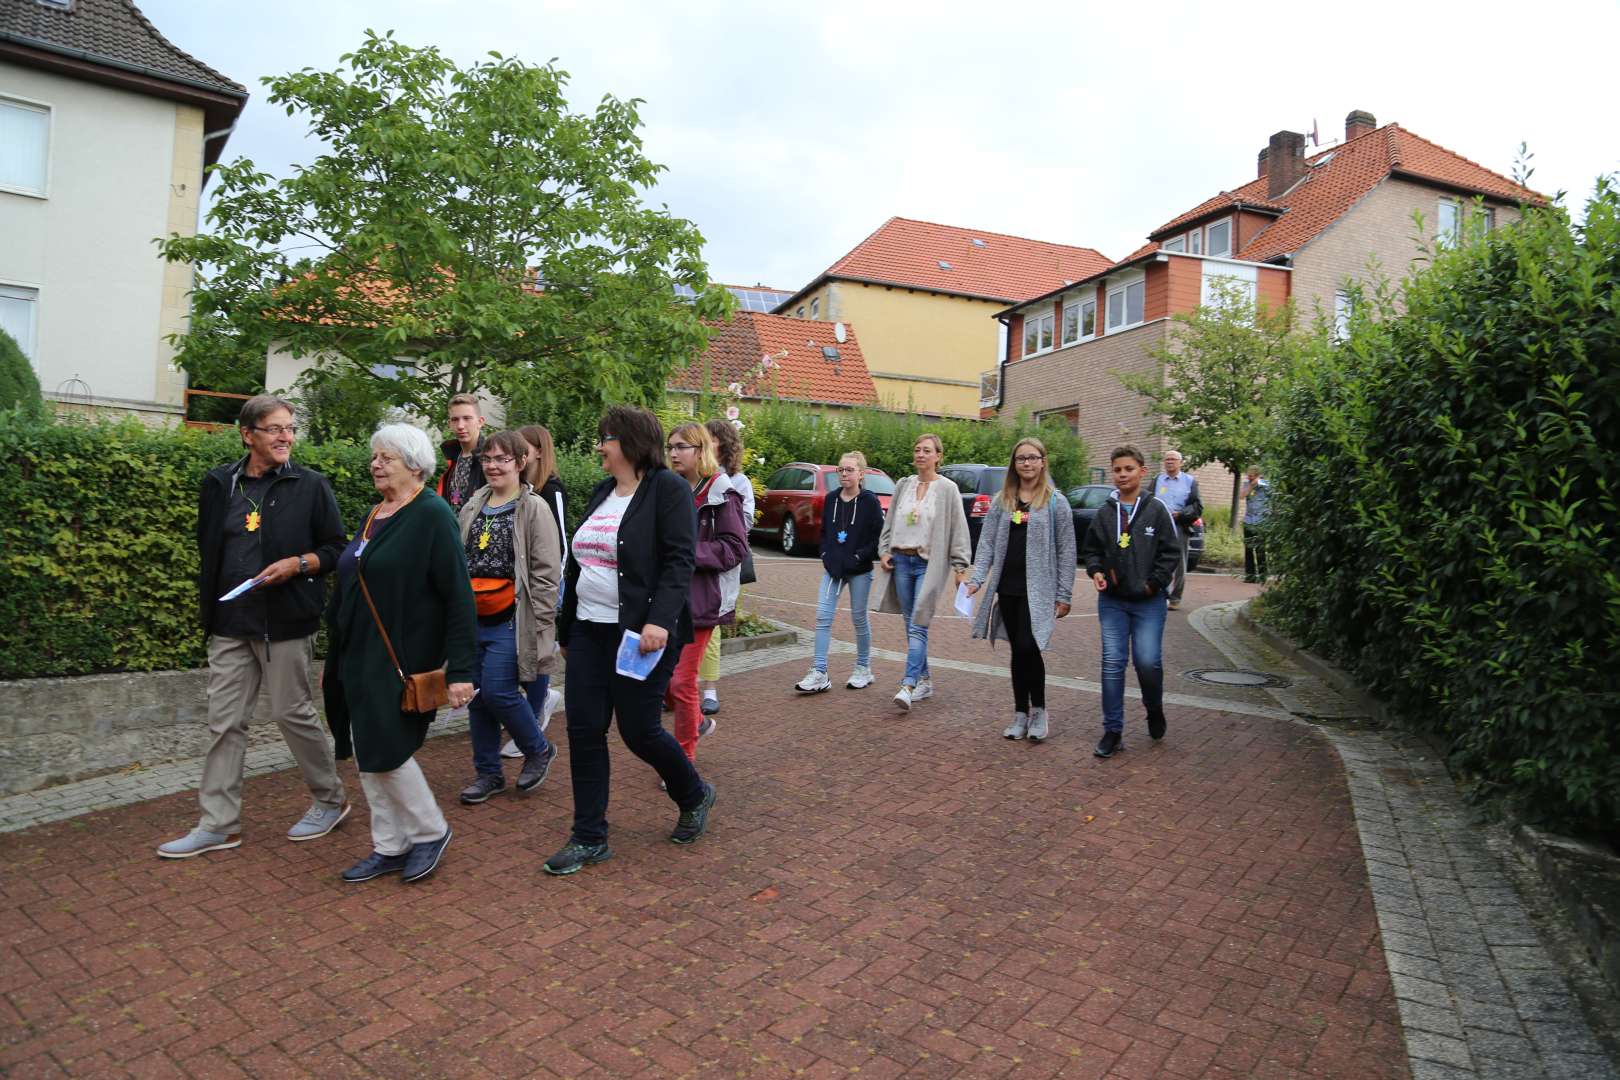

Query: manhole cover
[[1182, 668, 1293, 688]]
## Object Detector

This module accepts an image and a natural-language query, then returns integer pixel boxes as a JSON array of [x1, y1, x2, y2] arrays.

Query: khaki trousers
[[199, 635, 346, 834], [359, 758, 447, 856]]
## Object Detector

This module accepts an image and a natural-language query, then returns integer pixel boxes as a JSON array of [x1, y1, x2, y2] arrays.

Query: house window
[[0, 284, 39, 362], [1161, 236, 1185, 253], [1061, 299, 1098, 343], [1437, 198, 1461, 247], [0, 97, 51, 196], [796, 306, 806, 318], [810, 297, 820, 319], [1333, 289, 1353, 341], [1079, 299, 1095, 337], [1105, 279, 1144, 333], [1205, 218, 1232, 258], [1023, 312, 1054, 357], [1479, 207, 1496, 232], [1186, 229, 1201, 255]]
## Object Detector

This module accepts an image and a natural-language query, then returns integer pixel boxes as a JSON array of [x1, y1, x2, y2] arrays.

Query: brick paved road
[[0, 561, 1409, 1078]]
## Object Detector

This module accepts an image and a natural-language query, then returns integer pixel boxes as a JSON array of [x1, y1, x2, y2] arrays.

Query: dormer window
[[1162, 236, 1185, 253], [1205, 218, 1233, 258], [1187, 229, 1201, 255]]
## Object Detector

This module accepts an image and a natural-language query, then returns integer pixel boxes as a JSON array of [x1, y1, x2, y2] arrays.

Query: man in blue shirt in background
[[1148, 450, 1201, 609], [1242, 465, 1272, 583]]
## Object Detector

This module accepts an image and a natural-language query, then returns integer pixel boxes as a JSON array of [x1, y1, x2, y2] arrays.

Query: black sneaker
[[1147, 712, 1167, 741], [402, 827, 451, 883], [516, 743, 556, 792], [459, 773, 505, 804], [341, 850, 408, 883], [542, 839, 613, 876], [670, 782, 716, 845], [1094, 731, 1124, 759]]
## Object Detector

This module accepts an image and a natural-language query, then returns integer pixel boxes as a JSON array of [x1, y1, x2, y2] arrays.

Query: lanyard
[[357, 485, 423, 555], [1118, 498, 1141, 535]]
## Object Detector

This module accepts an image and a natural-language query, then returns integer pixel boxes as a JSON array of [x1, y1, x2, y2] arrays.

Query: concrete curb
[[719, 627, 797, 654]]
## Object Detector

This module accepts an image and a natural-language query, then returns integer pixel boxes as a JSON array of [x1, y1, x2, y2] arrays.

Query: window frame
[[1333, 289, 1353, 342], [809, 297, 820, 319], [0, 282, 40, 364], [1437, 197, 1461, 247], [0, 93, 52, 199], [1186, 228, 1201, 255], [1204, 216, 1233, 258], [1161, 236, 1185, 253], [1022, 310, 1055, 357], [1104, 275, 1146, 335]]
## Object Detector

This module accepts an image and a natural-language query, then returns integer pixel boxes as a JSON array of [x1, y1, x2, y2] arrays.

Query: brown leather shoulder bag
[[356, 569, 450, 713]]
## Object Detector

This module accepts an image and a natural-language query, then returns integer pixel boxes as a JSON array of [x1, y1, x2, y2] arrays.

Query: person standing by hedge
[[697, 417, 756, 720], [437, 393, 488, 510], [1083, 445, 1181, 760], [876, 433, 972, 712], [795, 451, 883, 693], [1147, 450, 1201, 610], [1242, 465, 1271, 583], [963, 438, 1076, 742], [158, 395, 350, 859]]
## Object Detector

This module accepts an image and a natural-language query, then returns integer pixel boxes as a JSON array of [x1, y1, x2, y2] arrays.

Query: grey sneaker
[[459, 773, 506, 804], [846, 665, 874, 689], [1027, 707, 1050, 743], [697, 716, 717, 739], [540, 688, 563, 732], [910, 678, 934, 702], [500, 738, 522, 759], [287, 801, 351, 842], [1004, 711, 1029, 740], [157, 828, 240, 860], [795, 668, 831, 694], [517, 744, 556, 792], [701, 691, 720, 716]]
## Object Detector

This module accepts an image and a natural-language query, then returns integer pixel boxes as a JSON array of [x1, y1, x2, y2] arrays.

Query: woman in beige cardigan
[[875, 433, 971, 711], [453, 430, 562, 805]]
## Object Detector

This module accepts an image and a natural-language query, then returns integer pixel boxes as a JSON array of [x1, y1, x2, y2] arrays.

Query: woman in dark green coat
[[323, 422, 478, 885]]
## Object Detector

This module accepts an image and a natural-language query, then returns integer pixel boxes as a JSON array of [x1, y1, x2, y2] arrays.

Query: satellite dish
[[834, 321, 847, 343]]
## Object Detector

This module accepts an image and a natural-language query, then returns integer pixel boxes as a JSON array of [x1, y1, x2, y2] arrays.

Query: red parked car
[[752, 462, 895, 555]]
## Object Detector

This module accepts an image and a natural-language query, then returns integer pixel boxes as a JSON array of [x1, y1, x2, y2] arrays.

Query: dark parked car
[[753, 462, 895, 555], [1066, 484, 1203, 570], [939, 464, 1005, 557]]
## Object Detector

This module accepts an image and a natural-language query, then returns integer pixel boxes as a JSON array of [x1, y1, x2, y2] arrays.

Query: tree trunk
[[1229, 470, 1241, 530]]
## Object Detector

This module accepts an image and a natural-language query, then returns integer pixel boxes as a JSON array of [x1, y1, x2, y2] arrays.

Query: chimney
[[1267, 130, 1306, 198], [1257, 147, 1269, 180], [1345, 109, 1376, 142]]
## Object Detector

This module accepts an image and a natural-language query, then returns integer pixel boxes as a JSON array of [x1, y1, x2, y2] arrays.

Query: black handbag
[[739, 547, 757, 585]]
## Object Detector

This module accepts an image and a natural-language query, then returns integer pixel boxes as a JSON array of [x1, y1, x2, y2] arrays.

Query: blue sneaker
[[157, 828, 240, 859], [402, 828, 452, 883], [287, 801, 351, 841], [341, 850, 408, 882]]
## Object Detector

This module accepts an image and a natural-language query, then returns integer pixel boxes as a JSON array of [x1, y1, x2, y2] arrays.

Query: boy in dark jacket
[[796, 452, 884, 692], [1082, 445, 1182, 758]]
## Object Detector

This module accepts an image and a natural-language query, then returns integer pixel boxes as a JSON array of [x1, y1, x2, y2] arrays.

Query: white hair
[[371, 422, 438, 479]]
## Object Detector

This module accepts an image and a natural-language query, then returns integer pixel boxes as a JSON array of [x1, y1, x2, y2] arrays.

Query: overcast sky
[[142, 0, 1619, 293]]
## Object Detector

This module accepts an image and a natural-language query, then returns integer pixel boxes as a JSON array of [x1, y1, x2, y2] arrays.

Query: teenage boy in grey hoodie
[[1082, 445, 1182, 758]]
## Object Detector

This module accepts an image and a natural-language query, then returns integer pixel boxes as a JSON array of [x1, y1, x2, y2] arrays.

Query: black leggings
[[999, 592, 1045, 712]]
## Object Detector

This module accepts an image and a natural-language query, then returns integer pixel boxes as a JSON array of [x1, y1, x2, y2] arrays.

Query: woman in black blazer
[[543, 406, 717, 876]]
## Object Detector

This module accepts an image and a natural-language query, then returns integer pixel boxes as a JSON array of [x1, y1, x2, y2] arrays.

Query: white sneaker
[[893, 685, 912, 711], [540, 687, 563, 733], [795, 668, 832, 694], [846, 665, 874, 689], [910, 678, 934, 702], [500, 739, 522, 759]]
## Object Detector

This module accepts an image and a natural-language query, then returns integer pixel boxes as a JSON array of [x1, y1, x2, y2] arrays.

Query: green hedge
[[1264, 183, 1620, 832]]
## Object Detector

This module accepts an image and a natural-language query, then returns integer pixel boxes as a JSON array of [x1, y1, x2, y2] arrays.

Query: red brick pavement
[[0, 655, 1405, 1078]]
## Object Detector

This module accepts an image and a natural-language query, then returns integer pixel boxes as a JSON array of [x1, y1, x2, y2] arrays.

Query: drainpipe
[[993, 315, 1010, 412]]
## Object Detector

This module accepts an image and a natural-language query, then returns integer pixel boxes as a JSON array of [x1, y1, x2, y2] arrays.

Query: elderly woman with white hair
[[323, 422, 478, 884]]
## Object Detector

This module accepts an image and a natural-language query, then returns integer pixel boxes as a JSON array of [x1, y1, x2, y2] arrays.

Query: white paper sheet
[[218, 577, 262, 602], [954, 582, 974, 617]]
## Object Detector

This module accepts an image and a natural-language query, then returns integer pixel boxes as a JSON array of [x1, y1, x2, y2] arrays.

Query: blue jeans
[[890, 552, 930, 686], [1097, 591, 1168, 733], [813, 570, 872, 672], [469, 618, 549, 776]]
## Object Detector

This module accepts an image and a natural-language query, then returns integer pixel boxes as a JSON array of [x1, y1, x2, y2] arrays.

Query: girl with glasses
[[963, 437, 1076, 742]]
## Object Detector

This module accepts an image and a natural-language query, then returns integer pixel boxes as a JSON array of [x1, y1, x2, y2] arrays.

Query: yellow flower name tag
[[1118, 532, 1131, 549], [245, 511, 261, 533], [1011, 510, 1024, 525]]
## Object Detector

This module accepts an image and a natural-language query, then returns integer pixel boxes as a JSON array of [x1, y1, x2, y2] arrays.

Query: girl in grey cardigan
[[965, 438, 1076, 741]]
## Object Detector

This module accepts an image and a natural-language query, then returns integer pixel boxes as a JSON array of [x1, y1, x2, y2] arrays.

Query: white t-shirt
[[573, 491, 632, 623]]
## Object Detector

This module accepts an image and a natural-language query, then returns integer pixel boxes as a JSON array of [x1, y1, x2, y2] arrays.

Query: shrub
[[1264, 181, 1620, 832], [0, 329, 44, 417]]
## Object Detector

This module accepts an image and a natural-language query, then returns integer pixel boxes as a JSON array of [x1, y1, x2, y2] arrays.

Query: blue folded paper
[[614, 629, 665, 681]]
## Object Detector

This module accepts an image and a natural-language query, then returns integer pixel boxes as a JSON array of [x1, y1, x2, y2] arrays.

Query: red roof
[[1154, 123, 1546, 265], [669, 312, 878, 407], [782, 217, 1112, 307]]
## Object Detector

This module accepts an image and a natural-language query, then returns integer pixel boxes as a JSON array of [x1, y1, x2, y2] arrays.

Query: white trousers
[[358, 757, 447, 856]]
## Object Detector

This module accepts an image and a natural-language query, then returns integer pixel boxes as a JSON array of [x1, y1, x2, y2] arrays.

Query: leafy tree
[[0, 329, 44, 418], [159, 32, 731, 425], [1120, 278, 1313, 526]]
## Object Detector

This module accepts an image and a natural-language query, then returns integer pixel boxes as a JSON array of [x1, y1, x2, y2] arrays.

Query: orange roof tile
[[782, 217, 1113, 307], [669, 311, 878, 408]]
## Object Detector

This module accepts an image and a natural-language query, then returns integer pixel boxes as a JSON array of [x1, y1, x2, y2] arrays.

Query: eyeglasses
[[1014, 455, 1045, 464], [479, 454, 516, 467], [836, 466, 860, 474], [370, 452, 399, 465], [252, 424, 297, 436], [667, 442, 698, 453], [597, 435, 619, 444]]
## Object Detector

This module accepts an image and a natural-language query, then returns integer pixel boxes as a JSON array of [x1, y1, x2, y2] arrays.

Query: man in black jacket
[[436, 392, 487, 509], [158, 396, 351, 859], [1082, 445, 1182, 759]]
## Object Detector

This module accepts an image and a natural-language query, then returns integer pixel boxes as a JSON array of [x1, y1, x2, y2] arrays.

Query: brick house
[[667, 310, 879, 414], [774, 217, 1110, 419], [995, 111, 1546, 493]]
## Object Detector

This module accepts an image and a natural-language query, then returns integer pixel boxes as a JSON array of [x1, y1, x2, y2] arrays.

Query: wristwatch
[[297, 555, 310, 576]]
